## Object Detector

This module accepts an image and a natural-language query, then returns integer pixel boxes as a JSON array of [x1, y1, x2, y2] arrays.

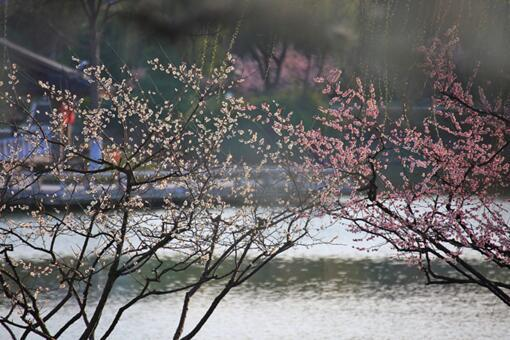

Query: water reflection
[[1, 209, 508, 339], [1, 256, 507, 339], [108, 257, 510, 299]]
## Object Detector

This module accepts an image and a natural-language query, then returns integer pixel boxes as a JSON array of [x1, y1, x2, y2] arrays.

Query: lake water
[[113, 259, 508, 340], [44, 257, 502, 340], [0, 213, 508, 339]]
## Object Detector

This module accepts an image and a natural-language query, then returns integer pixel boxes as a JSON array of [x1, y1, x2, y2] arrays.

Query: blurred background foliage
[[2, 0, 510, 159]]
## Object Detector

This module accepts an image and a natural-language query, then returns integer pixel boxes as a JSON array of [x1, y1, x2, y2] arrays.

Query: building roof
[[0, 38, 91, 95]]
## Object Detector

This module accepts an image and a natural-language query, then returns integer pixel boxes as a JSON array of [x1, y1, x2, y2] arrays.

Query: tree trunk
[[89, 14, 101, 110]]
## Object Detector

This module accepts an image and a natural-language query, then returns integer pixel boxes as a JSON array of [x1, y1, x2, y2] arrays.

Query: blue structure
[[0, 97, 56, 164], [88, 138, 103, 171], [0, 98, 103, 168], [0, 38, 100, 167]]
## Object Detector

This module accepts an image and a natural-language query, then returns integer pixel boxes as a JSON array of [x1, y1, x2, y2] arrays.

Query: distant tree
[[79, 0, 124, 108], [229, 0, 335, 92], [233, 45, 332, 93]]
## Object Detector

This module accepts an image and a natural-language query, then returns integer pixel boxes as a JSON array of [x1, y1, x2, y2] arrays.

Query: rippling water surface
[[1, 213, 508, 339], [84, 258, 506, 340]]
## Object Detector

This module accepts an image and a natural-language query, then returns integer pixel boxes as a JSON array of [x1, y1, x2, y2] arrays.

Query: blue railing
[[0, 128, 52, 162]]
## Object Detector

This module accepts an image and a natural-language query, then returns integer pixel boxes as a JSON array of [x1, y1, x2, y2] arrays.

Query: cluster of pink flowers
[[272, 28, 510, 304]]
